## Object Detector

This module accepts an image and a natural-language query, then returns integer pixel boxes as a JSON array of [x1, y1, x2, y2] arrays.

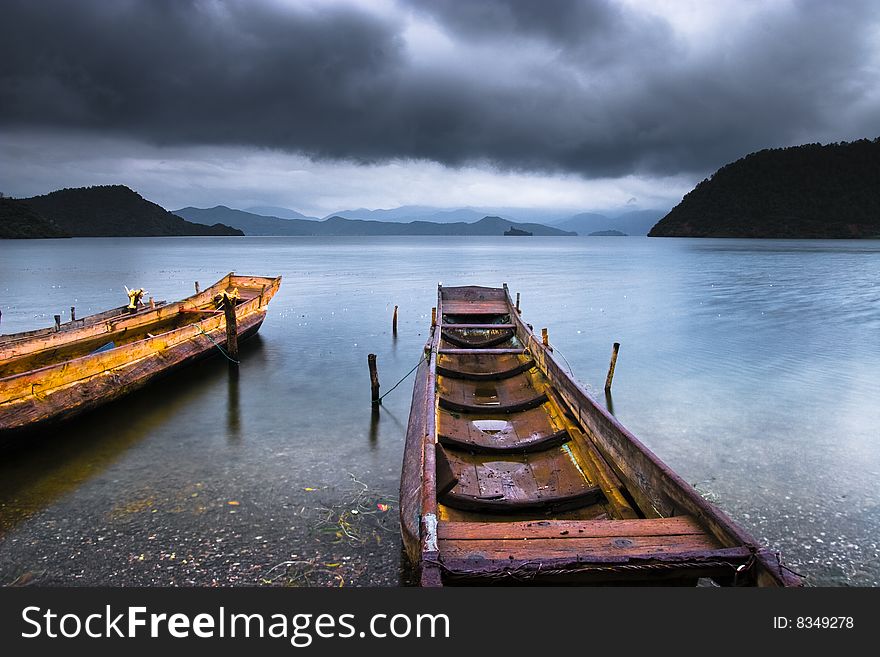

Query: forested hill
[[649, 138, 880, 238], [18, 186, 242, 237], [0, 196, 68, 238]]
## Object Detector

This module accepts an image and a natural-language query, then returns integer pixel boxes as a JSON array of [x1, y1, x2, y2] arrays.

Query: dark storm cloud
[[1, 0, 878, 177]]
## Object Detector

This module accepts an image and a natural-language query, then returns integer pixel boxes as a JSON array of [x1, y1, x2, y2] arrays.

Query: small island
[[589, 229, 627, 236], [504, 226, 533, 236]]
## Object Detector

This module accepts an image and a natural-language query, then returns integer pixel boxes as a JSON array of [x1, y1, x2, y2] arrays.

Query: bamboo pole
[[515, 292, 521, 313], [70, 306, 76, 321], [221, 294, 239, 365], [392, 305, 399, 336], [195, 281, 200, 294], [605, 342, 621, 392], [431, 307, 437, 328], [368, 353, 381, 405], [541, 327, 549, 346], [54, 314, 61, 331]]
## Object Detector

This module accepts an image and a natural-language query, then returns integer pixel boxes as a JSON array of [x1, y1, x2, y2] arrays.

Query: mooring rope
[[376, 354, 425, 402], [196, 326, 241, 364]]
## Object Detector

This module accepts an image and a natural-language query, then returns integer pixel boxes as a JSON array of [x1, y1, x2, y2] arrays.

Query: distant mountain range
[[325, 205, 488, 224], [244, 206, 319, 221], [0, 186, 242, 238], [2, 183, 667, 239], [323, 206, 667, 232], [650, 138, 880, 238], [554, 210, 664, 236], [175, 206, 576, 236]]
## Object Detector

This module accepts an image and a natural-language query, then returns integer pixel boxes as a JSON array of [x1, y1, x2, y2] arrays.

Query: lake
[[0, 236, 878, 586]]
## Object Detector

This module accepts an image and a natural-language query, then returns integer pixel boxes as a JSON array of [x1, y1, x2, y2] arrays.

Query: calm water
[[0, 236, 878, 586]]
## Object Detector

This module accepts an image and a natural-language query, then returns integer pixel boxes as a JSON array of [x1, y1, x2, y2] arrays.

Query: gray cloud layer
[[1, 0, 878, 178]]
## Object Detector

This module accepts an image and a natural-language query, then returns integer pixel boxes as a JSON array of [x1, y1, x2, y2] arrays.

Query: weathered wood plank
[[438, 349, 527, 357], [439, 546, 752, 582], [439, 532, 721, 559], [441, 300, 510, 315], [438, 516, 707, 540], [440, 323, 516, 330], [440, 329, 515, 349]]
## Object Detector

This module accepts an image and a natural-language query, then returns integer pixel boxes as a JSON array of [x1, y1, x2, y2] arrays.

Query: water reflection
[[226, 366, 241, 442], [369, 406, 380, 447], [604, 390, 616, 416], [0, 357, 228, 535]]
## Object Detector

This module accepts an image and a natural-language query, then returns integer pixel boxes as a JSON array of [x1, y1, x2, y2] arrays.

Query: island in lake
[[589, 229, 627, 236], [649, 138, 880, 238]]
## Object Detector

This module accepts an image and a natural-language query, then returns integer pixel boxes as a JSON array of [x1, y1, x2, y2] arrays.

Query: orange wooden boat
[[400, 284, 800, 586], [0, 273, 280, 438]]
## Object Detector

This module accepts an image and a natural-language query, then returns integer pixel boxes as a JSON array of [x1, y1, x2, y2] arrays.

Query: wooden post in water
[[149, 296, 155, 309], [392, 305, 399, 336], [541, 327, 549, 347], [221, 294, 239, 365], [54, 314, 61, 331], [516, 292, 521, 313], [70, 306, 76, 321], [195, 281, 200, 294], [368, 353, 381, 405], [605, 342, 620, 392], [431, 307, 437, 328]]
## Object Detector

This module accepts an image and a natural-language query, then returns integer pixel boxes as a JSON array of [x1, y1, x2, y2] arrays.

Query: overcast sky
[[1, 0, 878, 216]]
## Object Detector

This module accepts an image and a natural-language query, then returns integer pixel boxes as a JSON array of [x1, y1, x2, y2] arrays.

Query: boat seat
[[439, 392, 547, 414], [436, 445, 603, 514], [441, 300, 509, 315], [437, 351, 535, 381], [437, 359, 535, 381], [438, 374, 548, 414], [441, 329, 515, 349], [438, 406, 570, 454]]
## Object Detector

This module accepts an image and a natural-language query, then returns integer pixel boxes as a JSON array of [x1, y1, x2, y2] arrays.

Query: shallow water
[[0, 236, 877, 586]]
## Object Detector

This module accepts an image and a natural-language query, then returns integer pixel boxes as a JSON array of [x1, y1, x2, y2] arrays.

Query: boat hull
[[401, 284, 801, 587], [0, 273, 280, 441]]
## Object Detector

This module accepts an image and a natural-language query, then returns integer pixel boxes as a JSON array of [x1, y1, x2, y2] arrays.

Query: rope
[[197, 326, 240, 364], [376, 355, 425, 402]]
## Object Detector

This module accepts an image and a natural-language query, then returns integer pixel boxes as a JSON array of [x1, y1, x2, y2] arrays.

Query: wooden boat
[[0, 273, 281, 438], [400, 285, 801, 586], [0, 302, 167, 349]]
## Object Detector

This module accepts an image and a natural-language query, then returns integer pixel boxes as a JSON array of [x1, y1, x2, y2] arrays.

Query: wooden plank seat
[[437, 406, 570, 454], [437, 359, 535, 381], [436, 445, 603, 515], [441, 329, 515, 349], [441, 299, 510, 316], [438, 373, 548, 414], [439, 392, 547, 414], [439, 348, 526, 355], [435, 517, 742, 582], [440, 323, 517, 330], [437, 351, 535, 382]]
